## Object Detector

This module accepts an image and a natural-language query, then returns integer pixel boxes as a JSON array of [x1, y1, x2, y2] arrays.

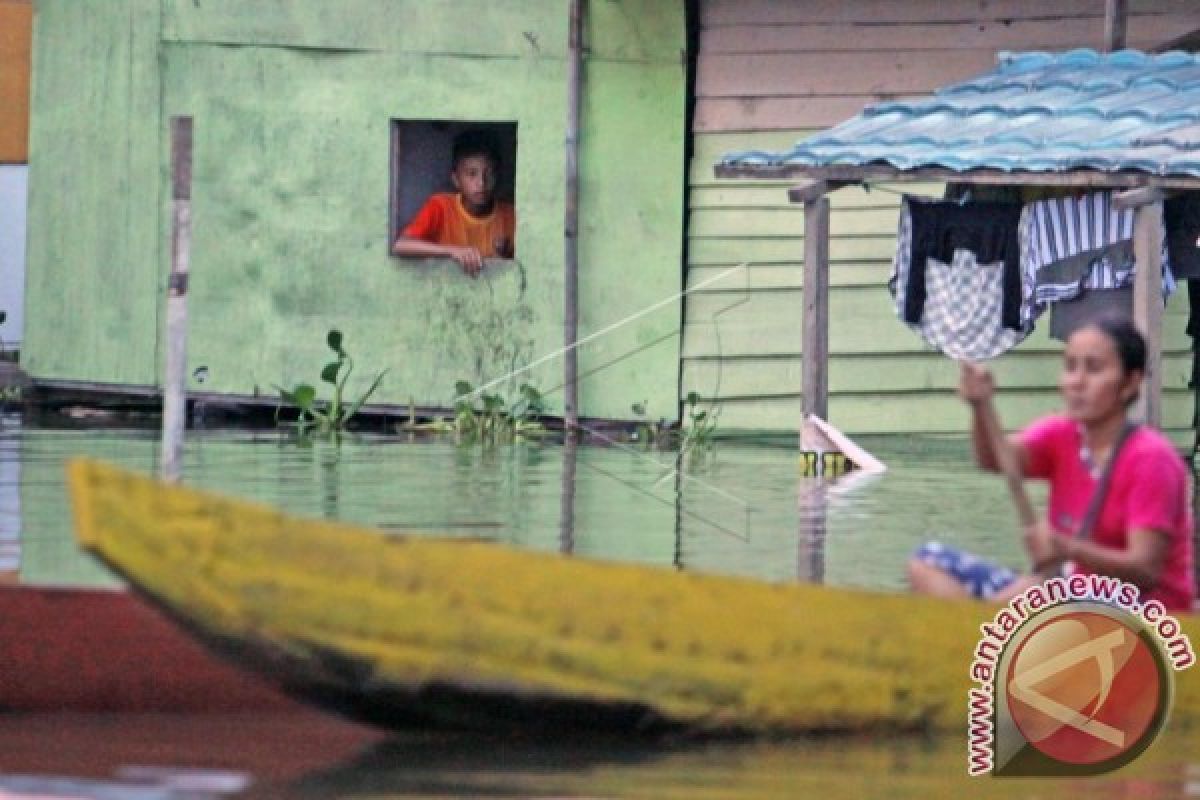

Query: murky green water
[[3, 416, 1038, 590], [1, 415, 1196, 798]]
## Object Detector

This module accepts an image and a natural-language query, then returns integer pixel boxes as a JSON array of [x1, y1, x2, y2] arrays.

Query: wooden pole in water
[[563, 0, 584, 437], [161, 116, 193, 483], [559, 435, 577, 554]]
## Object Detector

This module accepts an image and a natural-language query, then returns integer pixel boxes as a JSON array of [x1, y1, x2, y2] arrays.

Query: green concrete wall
[[24, 0, 686, 422]]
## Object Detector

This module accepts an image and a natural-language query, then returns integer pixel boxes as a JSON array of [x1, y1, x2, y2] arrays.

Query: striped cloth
[[1021, 190, 1174, 325]]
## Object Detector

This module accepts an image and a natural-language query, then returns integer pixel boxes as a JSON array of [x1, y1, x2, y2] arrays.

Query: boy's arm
[[391, 236, 485, 276], [393, 196, 484, 276]]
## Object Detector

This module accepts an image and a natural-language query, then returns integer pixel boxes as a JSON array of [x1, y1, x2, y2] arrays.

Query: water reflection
[[2, 418, 1197, 797], [263, 725, 1200, 799], [797, 479, 828, 584], [5, 418, 1035, 591], [0, 711, 1197, 799], [0, 417, 17, 583], [558, 435, 577, 554]]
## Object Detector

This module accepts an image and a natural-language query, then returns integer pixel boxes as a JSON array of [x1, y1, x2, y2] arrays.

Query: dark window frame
[[388, 119, 518, 257]]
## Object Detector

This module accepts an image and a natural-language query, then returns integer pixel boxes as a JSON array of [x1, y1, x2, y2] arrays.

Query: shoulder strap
[[1076, 421, 1139, 542]]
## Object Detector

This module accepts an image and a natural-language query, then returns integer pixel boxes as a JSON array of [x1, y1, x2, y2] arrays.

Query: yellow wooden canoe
[[67, 459, 1199, 735]]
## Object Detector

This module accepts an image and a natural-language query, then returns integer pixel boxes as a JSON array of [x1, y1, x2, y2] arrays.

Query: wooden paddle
[[974, 391, 1037, 529]]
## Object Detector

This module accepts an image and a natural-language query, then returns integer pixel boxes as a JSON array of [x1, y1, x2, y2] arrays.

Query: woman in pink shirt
[[909, 314, 1196, 611]]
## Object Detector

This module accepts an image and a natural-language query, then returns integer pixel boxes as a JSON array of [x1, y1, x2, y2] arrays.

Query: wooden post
[[161, 116, 192, 483], [558, 435, 577, 554], [802, 194, 830, 433], [1132, 201, 1164, 427], [563, 0, 584, 436], [1103, 0, 1127, 52]]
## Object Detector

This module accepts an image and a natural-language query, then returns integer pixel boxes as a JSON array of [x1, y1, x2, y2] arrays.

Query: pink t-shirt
[[1020, 415, 1195, 611]]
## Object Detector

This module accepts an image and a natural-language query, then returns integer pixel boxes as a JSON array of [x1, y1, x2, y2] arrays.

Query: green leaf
[[685, 391, 700, 405], [326, 329, 345, 356], [291, 384, 317, 411], [454, 380, 474, 398], [631, 401, 646, 416], [344, 370, 388, 421], [692, 410, 708, 422], [320, 361, 341, 384]]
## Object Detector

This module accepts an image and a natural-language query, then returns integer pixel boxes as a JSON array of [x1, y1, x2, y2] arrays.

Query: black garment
[[1165, 194, 1200, 281], [903, 197, 1024, 330], [1049, 286, 1133, 342], [1189, 278, 1200, 340]]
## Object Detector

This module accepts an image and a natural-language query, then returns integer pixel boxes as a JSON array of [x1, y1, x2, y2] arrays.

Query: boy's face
[[452, 154, 498, 214]]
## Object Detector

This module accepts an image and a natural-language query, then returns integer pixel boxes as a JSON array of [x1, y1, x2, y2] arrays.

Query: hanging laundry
[[1164, 194, 1200, 281], [1164, 194, 1200, 365], [1020, 190, 1174, 329], [901, 196, 1024, 330], [1049, 286, 1133, 342], [891, 200, 1030, 360]]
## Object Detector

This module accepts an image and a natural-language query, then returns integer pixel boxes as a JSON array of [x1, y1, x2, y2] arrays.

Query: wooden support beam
[[715, 163, 1200, 190], [1132, 201, 1164, 428], [1113, 187, 1167, 210], [788, 180, 855, 205], [802, 196, 830, 428], [562, 0, 584, 437], [1104, 0, 1128, 52]]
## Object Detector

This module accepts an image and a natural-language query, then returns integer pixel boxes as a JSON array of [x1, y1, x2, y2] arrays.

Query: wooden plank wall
[[685, 0, 1200, 436], [0, 0, 32, 163]]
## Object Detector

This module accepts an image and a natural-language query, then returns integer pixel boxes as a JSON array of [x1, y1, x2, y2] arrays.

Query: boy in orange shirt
[[392, 130, 516, 277]]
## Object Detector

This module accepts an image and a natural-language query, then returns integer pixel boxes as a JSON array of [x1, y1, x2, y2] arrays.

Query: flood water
[[1, 415, 1197, 798]]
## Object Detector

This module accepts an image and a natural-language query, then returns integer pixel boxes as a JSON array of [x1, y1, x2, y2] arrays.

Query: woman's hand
[[1025, 520, 1065, 574], [958, 361, 995, 407]]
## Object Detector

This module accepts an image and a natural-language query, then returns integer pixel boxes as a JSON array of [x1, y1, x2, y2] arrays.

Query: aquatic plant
[[448, 379, 547, 444], [630, 400, 671, 446], [276, 330, 386, 435], [682, 391, 719, 449], [630, 392, 719, 452]]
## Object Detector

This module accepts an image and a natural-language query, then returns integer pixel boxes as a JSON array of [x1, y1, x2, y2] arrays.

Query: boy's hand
[[958, 361, 995, 406], [448, 246, 485, 277], [492, 237, 514, 259]]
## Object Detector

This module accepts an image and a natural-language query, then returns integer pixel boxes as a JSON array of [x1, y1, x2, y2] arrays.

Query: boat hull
[[66, 459, 1199, 735]]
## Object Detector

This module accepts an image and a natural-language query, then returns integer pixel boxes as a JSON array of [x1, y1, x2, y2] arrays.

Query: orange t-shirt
[[402, 193, 516, 258]]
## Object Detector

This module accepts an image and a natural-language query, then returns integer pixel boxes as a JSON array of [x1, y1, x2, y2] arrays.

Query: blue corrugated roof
[[720, 49, 1200, 178]]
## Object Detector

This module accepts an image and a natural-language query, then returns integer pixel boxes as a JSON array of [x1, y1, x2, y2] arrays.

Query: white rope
[[455, 261, 753, 511], [456, 263, 748, 402]]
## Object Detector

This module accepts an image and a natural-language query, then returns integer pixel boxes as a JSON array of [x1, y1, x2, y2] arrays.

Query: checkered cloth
[[891, 200, 1031, 361]]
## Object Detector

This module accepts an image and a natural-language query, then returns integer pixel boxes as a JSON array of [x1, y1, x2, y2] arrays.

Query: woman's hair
[[1081, 312, 1146, 375]]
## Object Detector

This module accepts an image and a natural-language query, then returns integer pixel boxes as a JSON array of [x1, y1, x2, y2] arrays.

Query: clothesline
[[890, 188, 1195, 361]]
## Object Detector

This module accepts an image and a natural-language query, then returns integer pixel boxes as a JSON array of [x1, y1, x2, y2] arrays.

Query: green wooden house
[[24, 0, 687, 424], [23, 0, 1200, 437]]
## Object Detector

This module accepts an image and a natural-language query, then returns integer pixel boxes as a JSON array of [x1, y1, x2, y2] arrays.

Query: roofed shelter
[[716, 48, 1200, 433]]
